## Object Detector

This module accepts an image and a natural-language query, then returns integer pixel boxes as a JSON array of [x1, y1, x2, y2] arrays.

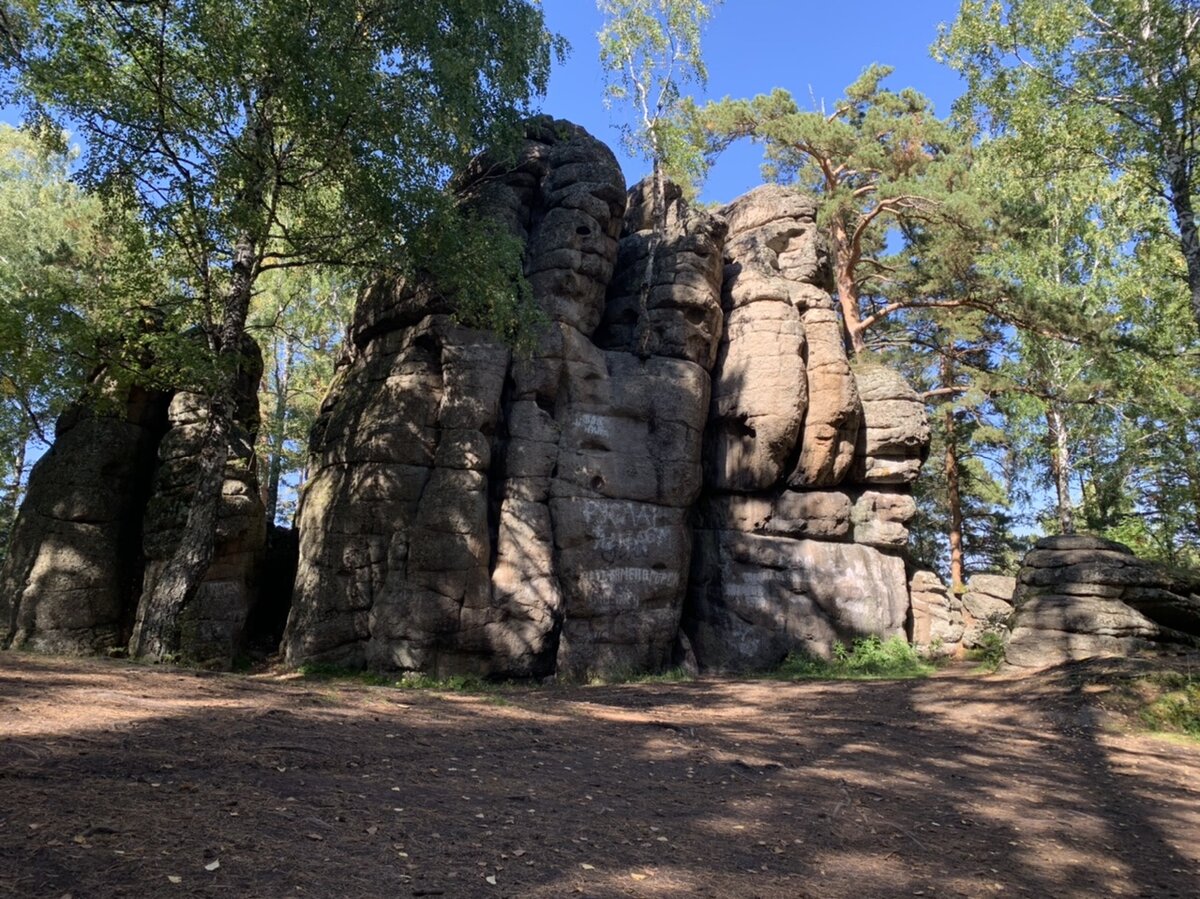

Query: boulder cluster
[[909, 571, 1016, 657], [1005, 536, 1200, 668]]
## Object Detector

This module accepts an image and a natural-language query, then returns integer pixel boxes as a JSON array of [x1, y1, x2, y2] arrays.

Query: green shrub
[[1138, 673, 1200, 738], [775, 635, 933, 681], [974, 631, 1007, 672]]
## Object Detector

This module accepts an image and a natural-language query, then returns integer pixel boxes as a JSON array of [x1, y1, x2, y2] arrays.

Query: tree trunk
[[830, 218, 867, 356], [264, 338, 294, 525], [1164, 141, 1200, 331], [1046, 402, 1075, 535], [1, 438, 26, 545], [129, 232, 257, 661], [942, 356, 964, 591]]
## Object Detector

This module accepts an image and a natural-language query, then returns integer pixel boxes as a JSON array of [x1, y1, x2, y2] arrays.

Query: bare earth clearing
[[1, 654, 1198, 898]]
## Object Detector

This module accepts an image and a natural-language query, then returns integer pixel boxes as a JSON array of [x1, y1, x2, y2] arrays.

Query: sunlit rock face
[[1005, 536, 1200, 668], [283, 123, 933, 678], [0, 120, 932, 679], [283, 119, 727, 679], [681, 186, 930, 672]]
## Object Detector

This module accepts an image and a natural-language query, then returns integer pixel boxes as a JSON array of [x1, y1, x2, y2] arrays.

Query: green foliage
[[598, 0, 720, 191], [0, 125, 167, 560], [774, 636, 934, 681], [938, 0, 1200, 329], [3, 0, 562, 372], [248, 265, 355, 524], [692, 66, 975, 353], [1138, 673, 1200, 739], [937, 2, 1200, 566], [971, 631, 1007, 672], [583, 666, 693, 686]]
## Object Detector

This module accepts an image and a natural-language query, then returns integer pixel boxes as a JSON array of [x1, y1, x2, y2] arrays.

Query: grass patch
[[1136, 671, 1200, 739], [773, 636, 934, 681]]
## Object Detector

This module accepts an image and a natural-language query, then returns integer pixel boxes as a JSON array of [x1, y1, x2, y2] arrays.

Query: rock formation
[[282, 120, 726, 679], [681, 187, 930, 671], [908, 569, 964, 656], [1, 384, 168, 654], [1006, 535, 1200, 668], [3, 120, 934, 678], [907, 571, 1016, 657], [0, 350, 266, 667], [961, 573, 1015, 648]]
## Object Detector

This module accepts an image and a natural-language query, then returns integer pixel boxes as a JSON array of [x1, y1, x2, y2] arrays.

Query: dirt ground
[[1, 653, 1198, 899]]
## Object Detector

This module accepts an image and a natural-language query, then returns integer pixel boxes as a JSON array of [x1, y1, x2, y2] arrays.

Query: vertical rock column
[[552, 178, 726, 678], [283, 120, 727, 679], [685, 185, 930, 671], [135, 341, 267, 667], [1, 385, 168, 654]]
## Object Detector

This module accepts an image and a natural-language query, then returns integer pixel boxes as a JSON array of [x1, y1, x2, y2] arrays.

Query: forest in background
[[0, 0, 1196, 605]]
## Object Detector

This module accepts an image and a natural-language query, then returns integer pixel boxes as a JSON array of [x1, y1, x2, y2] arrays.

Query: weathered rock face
[[908, 569, 964, 656], [134, 345, 267, 666], [1, 386, 168, 654], [1006, 536, 1200, 668], [961, 573, 1015, 648], [4, 121, 932, 679], [1, 354, 265, 667], [681, 186, 928, 671], [283, 120, 727, 679]]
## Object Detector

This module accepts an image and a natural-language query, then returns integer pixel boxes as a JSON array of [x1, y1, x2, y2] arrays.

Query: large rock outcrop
[[681, 186, 929, 672], [4, 121, 933, 679], [0, 352, 267, 667], [1006, 535, 1200, 668], [282, 120, 727, 679], [1, 384, 168, 654]]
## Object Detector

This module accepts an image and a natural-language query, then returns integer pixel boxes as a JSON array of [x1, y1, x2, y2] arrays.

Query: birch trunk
[[130, 233, 257, 660]]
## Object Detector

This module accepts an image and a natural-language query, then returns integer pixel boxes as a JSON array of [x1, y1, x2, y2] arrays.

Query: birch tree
[[2, 0, 560, 660]]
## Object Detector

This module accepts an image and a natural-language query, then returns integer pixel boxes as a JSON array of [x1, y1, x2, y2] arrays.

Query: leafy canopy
[[2, 0, 563, 352], [598, 0, 719, 189]]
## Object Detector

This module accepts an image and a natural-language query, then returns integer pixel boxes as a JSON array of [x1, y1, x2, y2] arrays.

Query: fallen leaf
[[204, 860, 220, 872], [167, 876, 182, 884], [581, 863, 595, 870], [631, 873, 648, 881], [485, 875, 497, 885], [366, 826, 378, 835]]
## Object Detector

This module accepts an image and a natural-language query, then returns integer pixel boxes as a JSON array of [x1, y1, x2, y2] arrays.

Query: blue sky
[[540, 0, 967, 204]]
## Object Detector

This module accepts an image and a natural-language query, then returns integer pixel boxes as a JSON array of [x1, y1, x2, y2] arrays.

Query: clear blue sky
[[540, 0, 967, 204]]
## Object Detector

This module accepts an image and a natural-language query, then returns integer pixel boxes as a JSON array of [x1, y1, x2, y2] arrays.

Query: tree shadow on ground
[[1, 653, 1197, 898]]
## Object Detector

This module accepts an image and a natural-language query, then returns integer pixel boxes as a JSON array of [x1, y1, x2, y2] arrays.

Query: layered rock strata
[[961, 573, 1015, 648], [682, 186, 930, 671], [1006, 535, 1200, 668], [282, 120, 727, 679]]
